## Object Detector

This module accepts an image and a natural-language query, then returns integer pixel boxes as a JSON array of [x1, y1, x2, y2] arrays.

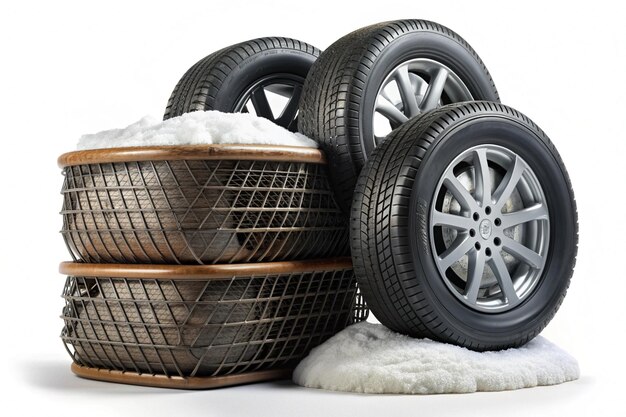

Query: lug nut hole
[[485, 206, 491, 215], [485, 248, 492, 256], [474, 242, 481, 250], [473, 212, 480, 221], [494, 218, 501, 226], [494, 237, 501, 246], [469, 229, 476, 237]]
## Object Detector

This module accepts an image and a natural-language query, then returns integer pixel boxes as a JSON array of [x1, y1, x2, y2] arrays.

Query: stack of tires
[[58, 19, 578, 389]]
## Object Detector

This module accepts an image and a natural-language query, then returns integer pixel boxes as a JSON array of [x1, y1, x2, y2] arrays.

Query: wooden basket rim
[[58, 144, 325, 168], [59, 258, 353, 279], [71, 363, 292, 389]]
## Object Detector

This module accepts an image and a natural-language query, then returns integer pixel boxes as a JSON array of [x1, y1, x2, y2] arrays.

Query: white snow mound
[[293, 322, 579, 394], [76, 111, 318, 150]]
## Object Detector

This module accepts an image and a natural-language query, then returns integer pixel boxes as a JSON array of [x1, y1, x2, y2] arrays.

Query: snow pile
[[294, 322, 579, 394], [76, 111, 317, 150]]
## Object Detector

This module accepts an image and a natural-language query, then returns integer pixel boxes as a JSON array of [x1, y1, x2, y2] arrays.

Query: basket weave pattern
[[61, 159, 349, 264], [61, 267, 367, 377]]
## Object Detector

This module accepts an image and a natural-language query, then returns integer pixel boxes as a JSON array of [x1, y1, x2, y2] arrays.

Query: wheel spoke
[[420, 67, 448, 111], [432, 210, 473, 230], [393, 66, 420, 117], [443, 172, 477, 211], [488, 251, 519, 305], [375, 96, 409, 126], [473, 148, 492, 207], [493, 155, 525, 210], [276, 85, 302, 127], [381, 88, 394, 103], [438, 236, 474, 271], [264, 84, 294, 98], [502, 236, 544, 269], [465, 249, 486, 304], [287, 117, 298, 131], [410, 73, 422, 94], [250, 88, 274, 120], [501, 204, 548, 229]]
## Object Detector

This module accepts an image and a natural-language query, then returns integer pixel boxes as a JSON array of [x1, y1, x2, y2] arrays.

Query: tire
[[164, 37, 320, 131], [299, 19, 500, 212], [351, 102, 578, 351]]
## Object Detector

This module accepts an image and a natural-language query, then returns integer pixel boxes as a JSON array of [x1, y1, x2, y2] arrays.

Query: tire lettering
[[417, 198, 430, 257]]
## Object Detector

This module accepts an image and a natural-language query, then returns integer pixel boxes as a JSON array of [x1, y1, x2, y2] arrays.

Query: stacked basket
[[58, 144, 368, 388]]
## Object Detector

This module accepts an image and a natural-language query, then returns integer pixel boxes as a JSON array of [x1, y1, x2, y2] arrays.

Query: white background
[[1, 1, 624, 416]]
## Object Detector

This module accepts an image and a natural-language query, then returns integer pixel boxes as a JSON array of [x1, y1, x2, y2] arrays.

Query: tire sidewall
[[358, 31, 500, 160], [212, 50, 316, 111], [407, 115, 576, 345]]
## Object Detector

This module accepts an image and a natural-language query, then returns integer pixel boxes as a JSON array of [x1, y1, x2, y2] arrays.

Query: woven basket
[[60, 259, 368, 388], [58, 145, 349, 265]]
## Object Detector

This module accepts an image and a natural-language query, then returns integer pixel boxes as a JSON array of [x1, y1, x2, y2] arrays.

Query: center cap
[[479, 219, 492, 239]]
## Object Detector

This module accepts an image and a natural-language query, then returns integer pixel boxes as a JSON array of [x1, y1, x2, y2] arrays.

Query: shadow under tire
[[351, 102, 578, 351], [164, 37, 320, 131], [299, 19, 500, 212]]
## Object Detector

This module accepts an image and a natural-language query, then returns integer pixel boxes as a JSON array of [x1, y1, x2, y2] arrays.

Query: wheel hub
[[479, 219, 492, 239], [233, 74, 304, 132], [371, 58, 473, 148], [429, 144, 550, 313]]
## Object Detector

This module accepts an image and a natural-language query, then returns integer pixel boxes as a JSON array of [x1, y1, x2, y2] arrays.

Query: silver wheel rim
[[372, 58, 473, 147], [233, 74, 303, 131], [429, 145, 550, 313]]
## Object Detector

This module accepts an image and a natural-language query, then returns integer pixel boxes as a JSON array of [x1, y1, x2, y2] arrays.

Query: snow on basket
[[293, 322, 579, 394], [60, 259, 368, 389], [59, 112, 349, 264]]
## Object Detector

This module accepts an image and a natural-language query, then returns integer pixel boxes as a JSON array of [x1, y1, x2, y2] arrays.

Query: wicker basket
[[58, 145, 349, 265], [60, 259, 368, 389]]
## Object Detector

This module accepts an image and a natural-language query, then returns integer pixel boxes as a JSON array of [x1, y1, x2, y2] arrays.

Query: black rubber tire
[[164, 37, 320, 131], [299, 20, 500, 212], [351, 102, 578, 351]]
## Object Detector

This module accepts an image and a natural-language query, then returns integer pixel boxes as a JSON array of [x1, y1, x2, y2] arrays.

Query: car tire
[[299, 19, 500, 211], [164, 37, 320, 131], [351, 101, 578, 351]]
